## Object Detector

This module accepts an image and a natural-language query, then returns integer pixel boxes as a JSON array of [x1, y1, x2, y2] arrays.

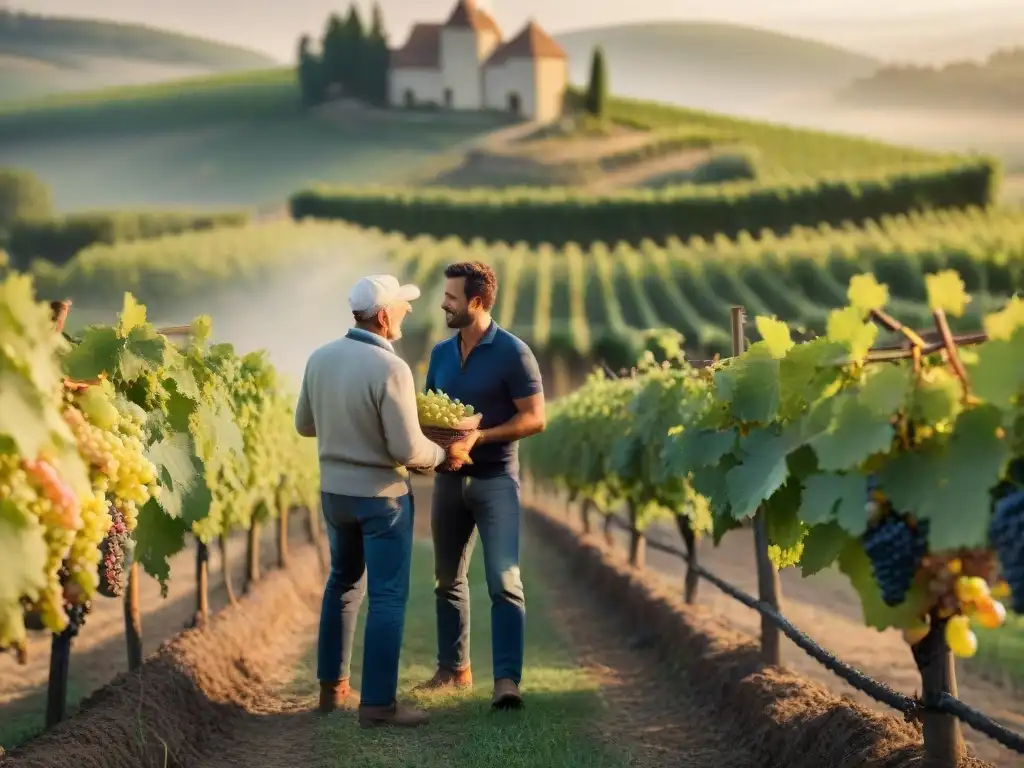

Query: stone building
[[389, 0, 567, 122]]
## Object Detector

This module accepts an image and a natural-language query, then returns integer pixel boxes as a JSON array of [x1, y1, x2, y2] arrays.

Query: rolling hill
[[0, 10, 278, 102], [554, 22, 881, 114]]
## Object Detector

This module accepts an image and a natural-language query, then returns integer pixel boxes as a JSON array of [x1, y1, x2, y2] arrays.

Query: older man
[[295, 274, 476, 728]]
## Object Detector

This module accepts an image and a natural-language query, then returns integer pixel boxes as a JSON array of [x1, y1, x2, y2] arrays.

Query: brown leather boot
[[358, 702, 429, 728], [318, 678, 358, 713], [413, 665, 473, 692], [491, 678, 523, 710]]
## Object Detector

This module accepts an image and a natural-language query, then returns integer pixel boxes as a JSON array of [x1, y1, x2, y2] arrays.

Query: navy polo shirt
[[424, 321, 543, 479]]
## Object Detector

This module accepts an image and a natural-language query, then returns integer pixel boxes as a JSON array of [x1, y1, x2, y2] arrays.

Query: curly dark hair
[[444, 261, 497, 311]]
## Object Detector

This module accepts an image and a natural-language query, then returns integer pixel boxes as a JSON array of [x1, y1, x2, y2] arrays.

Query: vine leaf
[[838, 539, 930, 630], [726, 427, 800, 520], [132, 498, 189, 594], [881, 405, 1009, 552], [799, 471, 869, 536], [715, 344, 780, 424], [925, 270, 970, 317], [146, 432, 212, 525], [808, 394, 893, 472], [0, 499, 48, 609], [800, 522, 850, 577]]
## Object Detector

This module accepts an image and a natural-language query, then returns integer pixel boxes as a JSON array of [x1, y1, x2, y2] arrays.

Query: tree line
[[297, 3, 389, 109]]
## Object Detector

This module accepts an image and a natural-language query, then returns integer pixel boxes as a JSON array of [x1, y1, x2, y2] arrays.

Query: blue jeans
[[431, 473, 525, 684], [318, 491, 413, 707]]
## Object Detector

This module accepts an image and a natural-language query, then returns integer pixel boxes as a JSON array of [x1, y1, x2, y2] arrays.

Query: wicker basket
[[422, 413, 482, 472]]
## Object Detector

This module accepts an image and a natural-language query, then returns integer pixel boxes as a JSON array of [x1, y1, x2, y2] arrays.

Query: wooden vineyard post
[[277, 502, 290, 569], [580, 499, 593, 534], [912, 613, 965, 767], [731, 306, 783, 666], [675, 515, 700, 605], [123, 561, 143, 671], [246, 519, 261, 593], [627, 502, 646, 569], [193, 539, 209, 628], [602, 514, 615, 548], [45, 627, 73, 727], [220, 532, 238, 606]]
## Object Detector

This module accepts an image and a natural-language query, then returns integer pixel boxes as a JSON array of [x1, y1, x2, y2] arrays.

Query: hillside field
[[0, 10, 277, 102], [0, 70, 506, 210]]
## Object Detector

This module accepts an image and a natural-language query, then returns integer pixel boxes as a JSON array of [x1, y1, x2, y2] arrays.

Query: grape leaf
[[725, 427, 802, 520], [881, 405, 1009, 551], [809, 394, 894, 472], [62, 326, 122, 381], [754, 316, 794, 358], [777, 338, 847, 422], [133, 498, 189, 594], [910, 367, 962, 425], [118, 293, 148, 334], [663, 428, 736, 476], [838, 539, 930, 630], [0, 372, 52, 459], [858, 364, 911, 418], [798, 471, 869, 535], [765, 478, 804, 549], [192, 400, 244, 460], [847, 273, 889, 312], [925, 270, 970, 317], [800, 522, 850, 577], [0, 499, 48, 603], [146, 432, 212, 525], [969, 338, 1024, 409], [826, 306, 878, 363], [983, 297, 1024, 341], [715, 345, 780, 424], [118, 325, 167, 382]]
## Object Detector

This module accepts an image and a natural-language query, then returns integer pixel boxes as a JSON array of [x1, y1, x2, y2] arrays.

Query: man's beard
[[387, 325, 403, 341], [445, 308, 471, 329]]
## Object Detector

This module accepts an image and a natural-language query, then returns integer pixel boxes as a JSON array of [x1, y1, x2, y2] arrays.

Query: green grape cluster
[[417, 390, 474, 428]]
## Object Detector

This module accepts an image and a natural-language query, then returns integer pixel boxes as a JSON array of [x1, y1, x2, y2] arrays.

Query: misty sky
[[11, 0, 1021, 61]]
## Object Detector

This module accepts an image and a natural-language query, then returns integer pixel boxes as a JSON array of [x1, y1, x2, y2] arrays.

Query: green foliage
[[584, 46, 609, 119], [8, 210, 249, 267], [524, 270, 1024, 633], [300, 1, 390, 108], [290, 158, 997, 247], [0, 169, 52, 234], [388, 205, 1024, 366]]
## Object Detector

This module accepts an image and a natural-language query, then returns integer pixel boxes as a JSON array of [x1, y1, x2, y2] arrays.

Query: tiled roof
[[444, 0, 502, 36], [391, 23, 441, 69], [485, 20, 566, 67]]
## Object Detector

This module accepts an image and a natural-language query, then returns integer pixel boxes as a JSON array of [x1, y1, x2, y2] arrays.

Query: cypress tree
[[341, 3, 367, 98], [297, 34, 325, 108], [320, 13, 345, 92], [368, 2, 390, 106], [585, 46, 608, 118]]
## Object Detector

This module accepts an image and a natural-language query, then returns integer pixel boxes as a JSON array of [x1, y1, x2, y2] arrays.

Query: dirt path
[[584, 149, 712, 192], [526, 525, 760, 767], [553, 502, 1024, 767], [0, 514, 317, 749]]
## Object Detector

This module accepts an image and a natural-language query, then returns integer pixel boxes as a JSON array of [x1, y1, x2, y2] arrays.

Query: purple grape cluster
[[989, 466, 1024, 613], [862, 512, 929, 607], [98, 506, 130, 599]]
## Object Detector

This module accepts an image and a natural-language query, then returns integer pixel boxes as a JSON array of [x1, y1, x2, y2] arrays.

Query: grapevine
[[0, 275, 320, 661], [523, 269, 1024, 661]]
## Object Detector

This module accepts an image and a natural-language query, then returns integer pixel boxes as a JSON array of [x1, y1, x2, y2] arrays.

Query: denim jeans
[[317, 491, 413, 707], [431, 473, 525, 684]]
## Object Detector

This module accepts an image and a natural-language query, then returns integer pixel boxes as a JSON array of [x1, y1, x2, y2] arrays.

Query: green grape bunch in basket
[[417, 390, 482, 472]]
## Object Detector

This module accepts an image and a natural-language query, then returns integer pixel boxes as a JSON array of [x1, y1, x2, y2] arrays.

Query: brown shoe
[[318, 678, 359, 713], [491, 678, 523, 710], [413, 665, 473, 692], [358, 702, 429, 728]]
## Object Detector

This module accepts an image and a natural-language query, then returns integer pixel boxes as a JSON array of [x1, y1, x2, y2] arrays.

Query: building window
[[507, 92, 521, 115], [403, 89, 415, 107], [444, 88, 453, 108]]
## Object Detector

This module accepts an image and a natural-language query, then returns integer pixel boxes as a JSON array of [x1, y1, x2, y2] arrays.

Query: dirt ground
[[544, 498, 1024, 767], [0, 512, 318, 750]]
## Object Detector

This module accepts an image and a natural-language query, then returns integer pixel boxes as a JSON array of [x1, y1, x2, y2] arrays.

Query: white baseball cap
[[349, 274, 421, 316]]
